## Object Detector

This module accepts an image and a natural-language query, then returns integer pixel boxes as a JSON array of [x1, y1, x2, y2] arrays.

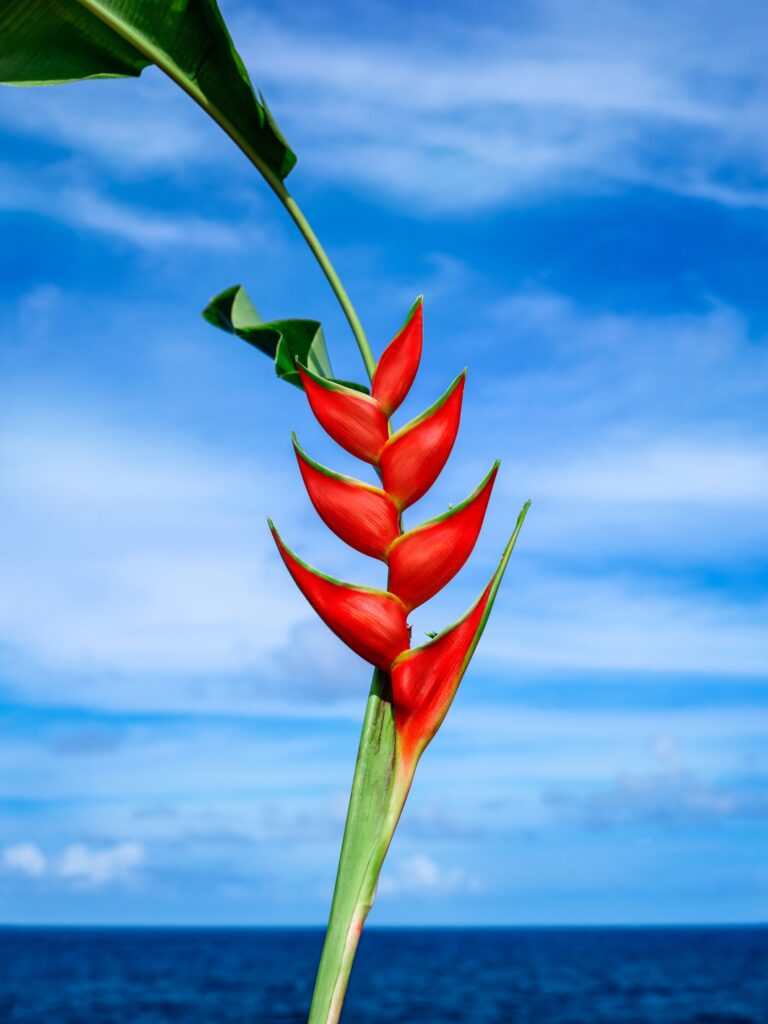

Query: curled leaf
[[203, 285, 369, 393]]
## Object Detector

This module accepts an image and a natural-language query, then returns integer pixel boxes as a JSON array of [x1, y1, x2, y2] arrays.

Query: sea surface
[[0, 926, 765, 1023]]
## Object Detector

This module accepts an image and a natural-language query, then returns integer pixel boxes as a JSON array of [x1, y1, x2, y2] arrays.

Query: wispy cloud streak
[[232, 0, 768, 211]]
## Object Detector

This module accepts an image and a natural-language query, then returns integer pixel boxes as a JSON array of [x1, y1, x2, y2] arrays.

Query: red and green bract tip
[[370, 298, 423, 416], [270, 297, 522, 770]]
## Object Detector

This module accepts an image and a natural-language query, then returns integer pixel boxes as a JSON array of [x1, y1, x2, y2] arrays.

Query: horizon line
[[1, 921, 765, 930]]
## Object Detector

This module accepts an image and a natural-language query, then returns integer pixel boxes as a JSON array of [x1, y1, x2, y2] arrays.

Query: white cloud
[[441, 705, 768, 770], [1, 1, 766, 214], [57, 842, 145, 887], [0, 74, 207, 174], [0, 703, 760, 818], [58, 186, 240, 250], [544, 735, 768, 828], [457, 287, 768, 567], [481, 288, 768, 433], [379, 854, 482, 896], [230, 1, 768, 211], [477, 573, 768, 676], [0, 726, 350, 806], [2, 841, 145, 886], [0, 410, 305, 679], [0, 162, 241, 251], [2, 843, 47, 878], [526, 441, 768, 506]]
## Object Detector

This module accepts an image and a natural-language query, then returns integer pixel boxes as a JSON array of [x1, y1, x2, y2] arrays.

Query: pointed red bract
[[299, 365, 389, 464], [390, 504, 528, 767], [294, 438, 400, 561], [371, 298, 423, 417], [270, 523, 409, 671], [387, 463, 498, 610], [391, 581, 493, 765], [380, 372, 465, 509]]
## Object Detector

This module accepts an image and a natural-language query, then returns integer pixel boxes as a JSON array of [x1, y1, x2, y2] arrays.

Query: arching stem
[[278, 188, 376, 382]]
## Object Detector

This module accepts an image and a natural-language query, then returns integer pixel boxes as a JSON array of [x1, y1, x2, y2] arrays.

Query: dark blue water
[[0, 927, 765, 1023]]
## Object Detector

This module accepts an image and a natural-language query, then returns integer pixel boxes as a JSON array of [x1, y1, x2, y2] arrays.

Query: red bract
[[371, 297, 422, 417], [271, 301, 524, 769], [379, 371, 465, 510], [391, 580, 493, 767], [270, 522, 409, 671], [293, 436, 400, 560], [387, 462, 498, 611], [298, 365, 389, 463]]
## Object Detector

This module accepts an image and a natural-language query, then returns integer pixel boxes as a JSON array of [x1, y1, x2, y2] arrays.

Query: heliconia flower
[[269, 521, 409, 671], [271, 300, 526, 768], [298, 364, 389, 463], [371, 297, 423, 417]]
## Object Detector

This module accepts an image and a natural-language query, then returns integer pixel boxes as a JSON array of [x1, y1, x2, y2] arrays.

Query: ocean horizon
[[1, 924, 765, 1022]]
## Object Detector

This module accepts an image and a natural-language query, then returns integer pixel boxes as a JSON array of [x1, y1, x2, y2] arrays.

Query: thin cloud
[[0, 410, 303, 678], [1, 841, 145, 887], [58, 842, 145, 887], [477, 573, 768, 677], [465, 288, 768, 568], [544, 736, 768, 828], [379, 854, 482, 896], [525, 441, 768, 506], [2, 1, 767, 215], [0, 161, 241, 251], [546, 770, 768, 829], [2, 843, 47, 878], [0, 74, 207, 173], [231, 1, 768, 212]]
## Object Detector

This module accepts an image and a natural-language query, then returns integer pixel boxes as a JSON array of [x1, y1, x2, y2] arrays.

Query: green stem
[[308, 671, 413, 1024], [75, 0, 377, 383], [279, 189, 376, 382]]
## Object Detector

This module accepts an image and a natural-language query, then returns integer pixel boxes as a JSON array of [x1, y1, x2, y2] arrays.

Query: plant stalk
[[278, 190, 376, 382], [308, 671, 414, 1024]]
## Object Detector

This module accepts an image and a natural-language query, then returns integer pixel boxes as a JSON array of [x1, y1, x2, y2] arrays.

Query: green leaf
[[203, 284, 369, 393], [273, 320, 333, 386], [0, 0, 295, 180], [202, 284, 265, 344]]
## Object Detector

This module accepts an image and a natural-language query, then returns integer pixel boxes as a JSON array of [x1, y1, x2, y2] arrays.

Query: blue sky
[[0, 0, 766, 925]]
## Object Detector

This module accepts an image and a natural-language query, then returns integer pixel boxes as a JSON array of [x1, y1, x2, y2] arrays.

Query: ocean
[[0, 926, 765, 1023]]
